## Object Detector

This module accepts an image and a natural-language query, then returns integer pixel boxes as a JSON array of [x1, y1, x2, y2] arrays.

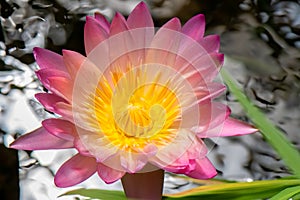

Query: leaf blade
[[59, 188, 127, 200], [164, 179, 300, 199], [221, 69, 300, 178], [269, 185, 300, 200]]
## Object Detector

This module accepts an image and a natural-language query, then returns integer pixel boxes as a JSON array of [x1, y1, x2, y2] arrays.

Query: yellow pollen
[[90, 67, 181, 152]]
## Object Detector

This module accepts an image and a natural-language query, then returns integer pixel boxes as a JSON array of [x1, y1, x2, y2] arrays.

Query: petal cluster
[[10, 2, 257, 187]]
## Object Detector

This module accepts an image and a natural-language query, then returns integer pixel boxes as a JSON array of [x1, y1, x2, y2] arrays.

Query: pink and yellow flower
[[10, 2, 257, 187]]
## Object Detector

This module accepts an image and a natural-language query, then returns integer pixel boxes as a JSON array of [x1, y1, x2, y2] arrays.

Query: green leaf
[[59, 188, 126, 200], [170, 175, 235, 185], [221, 69, 300, 178], [269, 185, 300, 200], [164, 179, 300, 200]]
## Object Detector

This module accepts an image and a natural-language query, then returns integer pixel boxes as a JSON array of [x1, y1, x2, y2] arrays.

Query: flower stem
[[121, 169, 164, 200]]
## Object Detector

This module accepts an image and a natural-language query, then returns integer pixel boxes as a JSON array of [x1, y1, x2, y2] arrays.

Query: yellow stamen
[[89, 65, 181, 152]]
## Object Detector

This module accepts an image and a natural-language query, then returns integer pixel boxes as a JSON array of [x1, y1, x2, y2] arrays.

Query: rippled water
[[1, 0, 300, 199]]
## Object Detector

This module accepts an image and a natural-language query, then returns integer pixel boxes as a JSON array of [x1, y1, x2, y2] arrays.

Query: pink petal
[[194, 83, 226, 103], [174, 41, 222, 85], [35, 93, 68, 113], [150, 17, 181, 48], [97, 163, 125, 184], [202, 117, 258, 138], [150, 129, 204, 169], [35, 69, 69, 91], [120, 152, 148, 173], [74, 132, 119, 163], [53, 102, 73, 121], [185, 52, 224, 83], [177, 16, 210, 65], [119, 145, 157, 173], [147, 18, 181, 66], [62, 50, 86, 78], [185, 157, 217, 179], [199, 102, 230, 128], [162, 158, 197, 174], [126, 2, 154, 52], [33, 47, 67, 73], [182, 14, 205, 41], [183, 102, 230, 133], [199, 35, 220, 53], [154, 137, 207, 173], [10, 127, 73, 150], [74, 137, 92, 157], [84, 16, 108, 55], [47, 76, 73, 101], [54, 154, 97, 187], [42, 118, 75, 141], [94, 13, 110, 34], [36, 68, 69, 78], [108, 13, 137, 70], [202, 53, 224, 78], [161, 17, 181, 30], [110, 12, 128, 36], [127, 2, 154, 29], [175, 51, 224, 83]]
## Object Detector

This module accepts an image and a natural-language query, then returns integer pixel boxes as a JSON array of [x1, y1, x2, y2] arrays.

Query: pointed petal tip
[[97, 163, 125, 184], [112, 12, 128, 27], [32, 47, 41, 59], [217, 53, 224, 64], [94, 12, 110, 33], [85, 15, 93, 22], [171, 17, 181, 24], [84, 15, 109, 54], [114, 11, 124, 19], [185, 158, 218, 179], [9, 127, 73, 150], [34, 93, 46, 104], [42, 118, 75, 141], [188, 166, 217, 180], [34, 69, 42, 78], [192, 14, 205, 24], [32, 47, 43, 64], [94, 12, 106, 20], [201, 169, 217, 179], [33, 47, 67, 72], [127, 1, 153, 29], [110, 12, 128, 29], [135, 1, 147, 9], [206, 52, 225, 67], [9, 140, 22, 150], [109, 12, 128, 36], [182, 14, 206, 41], [160, 17, 181, 31], [198, 34, 221, 53], [54, 154, 97, 187], [62, 49, 85, 63], [102, 177, 119, 184], [62, 49, 74, 62], [61, 49, 68, 55], [222, 118, 258, 137], [196, 14, 205, 19], [32, 47, 48, 58], [54, 177, 67, 188]]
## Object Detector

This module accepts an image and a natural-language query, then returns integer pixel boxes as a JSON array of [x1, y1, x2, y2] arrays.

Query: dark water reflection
[[0, 0, 300, 199]]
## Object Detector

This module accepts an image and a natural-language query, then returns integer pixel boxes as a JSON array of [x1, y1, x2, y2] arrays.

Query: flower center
[[92, 67, 181, 151], [116, 85, 168, 138]]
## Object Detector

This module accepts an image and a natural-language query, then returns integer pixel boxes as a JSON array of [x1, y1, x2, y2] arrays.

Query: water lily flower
[[10, 2, 257, 188]]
